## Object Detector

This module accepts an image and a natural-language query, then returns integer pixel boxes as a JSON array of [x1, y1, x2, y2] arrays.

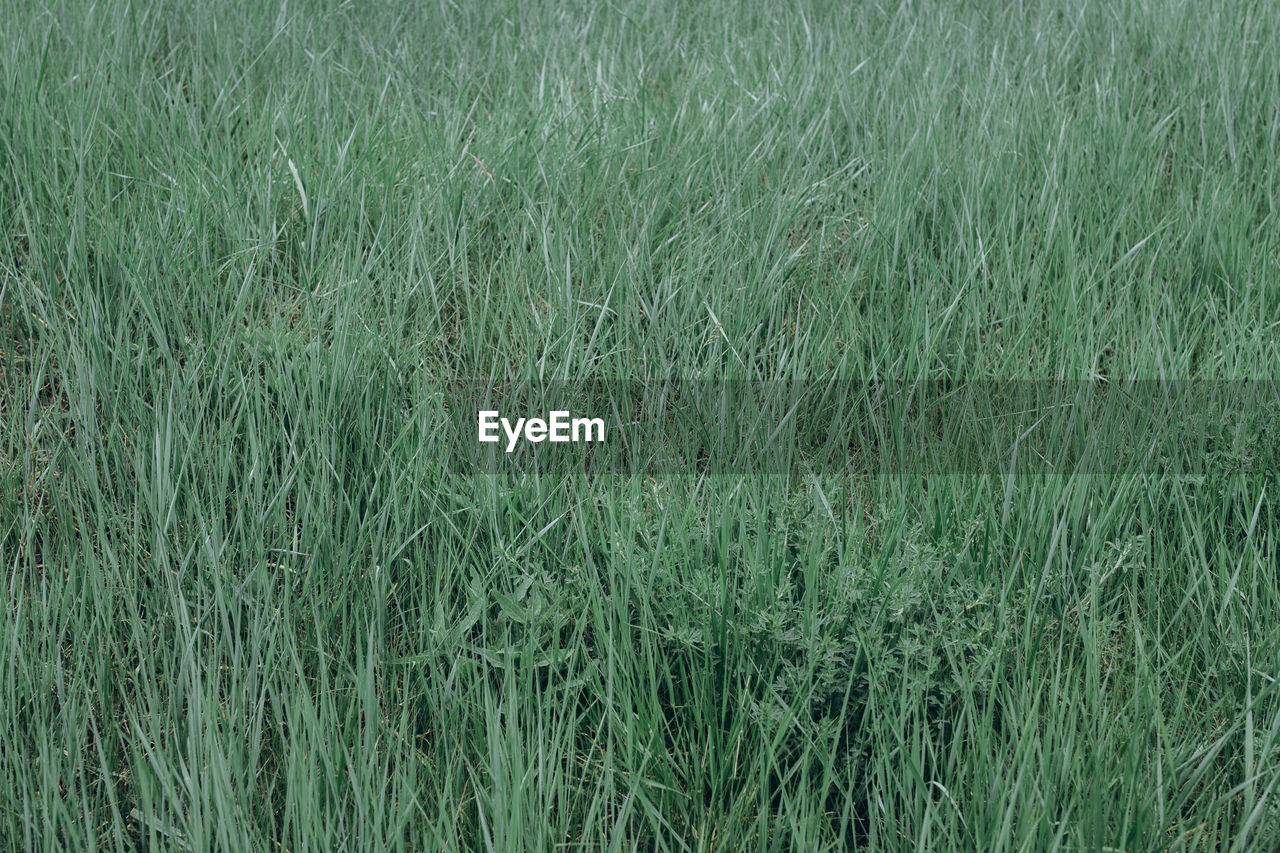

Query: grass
[[2, 0, 1280, 848]]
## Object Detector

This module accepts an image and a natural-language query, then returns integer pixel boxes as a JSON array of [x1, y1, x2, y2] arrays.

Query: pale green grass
[[2, 0, 1279, 849]]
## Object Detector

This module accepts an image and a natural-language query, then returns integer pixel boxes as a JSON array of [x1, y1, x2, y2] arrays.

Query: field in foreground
[[3, 0, 1280, 849]]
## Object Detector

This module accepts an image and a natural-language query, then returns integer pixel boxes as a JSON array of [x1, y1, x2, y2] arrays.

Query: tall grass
[[2, 0, 1279, 849]]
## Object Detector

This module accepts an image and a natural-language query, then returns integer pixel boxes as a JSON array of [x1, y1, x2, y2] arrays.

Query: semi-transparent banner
[[435, 380, 1280, 476]]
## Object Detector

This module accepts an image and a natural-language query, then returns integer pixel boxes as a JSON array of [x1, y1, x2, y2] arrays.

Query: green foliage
[[2, 0, 1280, 849]]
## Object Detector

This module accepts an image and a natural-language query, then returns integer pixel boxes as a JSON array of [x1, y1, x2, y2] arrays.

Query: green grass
[[3, 0, 1280, 849]]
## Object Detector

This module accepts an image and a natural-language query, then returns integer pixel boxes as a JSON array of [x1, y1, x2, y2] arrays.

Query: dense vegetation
[[2, 0, 1279, 848]]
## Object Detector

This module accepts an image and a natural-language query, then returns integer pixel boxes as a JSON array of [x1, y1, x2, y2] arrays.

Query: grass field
[[3, 0, 1280, 849]]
